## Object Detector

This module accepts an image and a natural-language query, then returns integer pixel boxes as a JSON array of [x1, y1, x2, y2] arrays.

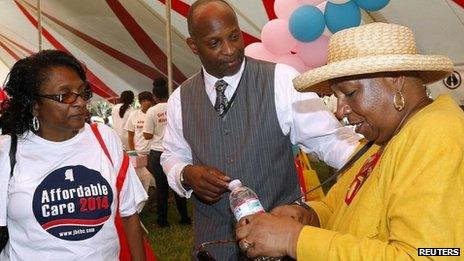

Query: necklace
[[344, 96, 432, 205]]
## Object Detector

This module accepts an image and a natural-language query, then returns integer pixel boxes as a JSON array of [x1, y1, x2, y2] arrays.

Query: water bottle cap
[[228, 179, 242, 191]]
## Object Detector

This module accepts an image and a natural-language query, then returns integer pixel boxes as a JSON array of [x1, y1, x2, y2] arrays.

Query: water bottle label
[[232, 199, 264, 221]]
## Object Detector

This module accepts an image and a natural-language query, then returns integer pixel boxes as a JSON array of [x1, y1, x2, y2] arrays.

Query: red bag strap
[[90, 123, 129, 193], [90, 124, 156, 260], [117, 153, 130, 194], [90, 123, 114, 166]]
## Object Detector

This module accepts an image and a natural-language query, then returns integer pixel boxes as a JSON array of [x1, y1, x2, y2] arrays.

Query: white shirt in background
[[124, 109, 150, 155], [161, 59, 361, 197], [111, 103, 133, 150], [143, 103, 167, 152]]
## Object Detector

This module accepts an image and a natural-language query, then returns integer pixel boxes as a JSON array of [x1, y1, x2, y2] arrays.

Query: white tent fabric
[[0, 0, 464, 105]]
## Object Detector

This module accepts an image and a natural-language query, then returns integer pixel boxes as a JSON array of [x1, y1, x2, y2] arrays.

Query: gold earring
[[393, 90, 405, 111]]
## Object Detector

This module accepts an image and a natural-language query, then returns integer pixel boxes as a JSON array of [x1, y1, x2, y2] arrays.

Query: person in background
[[125, 91, 154, 155], [0, 50, 147, 260], [111, 90, 134, 150], [235, 23, 464, 260], [160, 0, 359, 259], [143, 78, 191, 228], [125, 91, 155, 192]]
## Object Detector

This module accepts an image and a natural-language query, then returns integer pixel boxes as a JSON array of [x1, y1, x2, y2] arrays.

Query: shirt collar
[[203, 58, 246, 97]]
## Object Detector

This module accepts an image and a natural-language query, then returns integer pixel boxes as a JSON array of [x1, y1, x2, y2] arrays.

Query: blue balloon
[[354, 0, 390, 11], [325, 1, 361, 34], [289, 5, 325, 42]]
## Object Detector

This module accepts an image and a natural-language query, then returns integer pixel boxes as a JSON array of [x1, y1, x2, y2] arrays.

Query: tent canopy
[[1, 0, 463, 104]]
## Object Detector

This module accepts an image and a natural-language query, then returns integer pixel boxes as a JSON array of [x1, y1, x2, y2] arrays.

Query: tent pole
[[165, 0, 173, 94], [37, 0, 43, 51]]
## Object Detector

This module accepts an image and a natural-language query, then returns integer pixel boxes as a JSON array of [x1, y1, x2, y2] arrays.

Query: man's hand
[[183, 165, 231, 203]]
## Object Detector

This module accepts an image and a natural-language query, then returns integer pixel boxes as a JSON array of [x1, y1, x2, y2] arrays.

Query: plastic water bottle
[[229, 180, 281, 261], [228, 179, 264, 221]]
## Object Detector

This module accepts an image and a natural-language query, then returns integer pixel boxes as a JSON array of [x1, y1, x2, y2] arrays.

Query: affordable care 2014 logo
[[33, 165, 113, 241]]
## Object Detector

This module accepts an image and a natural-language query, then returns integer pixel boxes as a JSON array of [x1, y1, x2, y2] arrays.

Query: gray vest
[[181, 58, 300, 260]]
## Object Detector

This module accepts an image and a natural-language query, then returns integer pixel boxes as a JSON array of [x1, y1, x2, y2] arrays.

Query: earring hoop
[[32, 116, 40, 131], [393, 90, 405, 111]]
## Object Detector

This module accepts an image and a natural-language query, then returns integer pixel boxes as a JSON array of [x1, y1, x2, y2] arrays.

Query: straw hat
[[293, 23, 454, 94]]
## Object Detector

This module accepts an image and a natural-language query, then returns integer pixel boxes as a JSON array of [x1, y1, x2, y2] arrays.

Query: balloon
[[316, 1, 333, 37], [274, 0, 301, 20], [354, 0, 390, 11], [245, 42, 277, 62], [261, 19, 298, 55], [325, 1, 361, 33], [295, 35, 329, 68], [298, 0, 326, 5], [289, 5, 325, 42], [327, 0, 350, 3], [276, 54, 307, 73]]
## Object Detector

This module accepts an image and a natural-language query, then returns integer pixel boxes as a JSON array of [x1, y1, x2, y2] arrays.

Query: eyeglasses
[[195, 239, 284, 261], [39, 86, 93, 104]]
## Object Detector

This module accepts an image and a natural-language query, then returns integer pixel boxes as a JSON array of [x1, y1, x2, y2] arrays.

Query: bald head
[[187, 0, 236, 37]]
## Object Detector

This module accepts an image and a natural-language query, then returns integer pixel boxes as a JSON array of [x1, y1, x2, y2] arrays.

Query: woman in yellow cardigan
[[235, 23, 464, 260]]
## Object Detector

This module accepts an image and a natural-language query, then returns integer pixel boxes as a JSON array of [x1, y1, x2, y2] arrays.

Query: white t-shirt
[[0, 124, 147, 261], [111, 103, 133, 150], [124, 109, 150, 155], [143, 103, 167, 152]]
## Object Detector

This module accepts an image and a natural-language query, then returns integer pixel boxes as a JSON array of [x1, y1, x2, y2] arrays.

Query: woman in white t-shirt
[[0, 50, 147, 260], [111, 90, 134, 150], [124, 91, 154, 155]]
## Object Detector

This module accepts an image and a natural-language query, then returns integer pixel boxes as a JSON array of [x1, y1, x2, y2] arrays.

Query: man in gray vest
[[160, 0, 359, 259]]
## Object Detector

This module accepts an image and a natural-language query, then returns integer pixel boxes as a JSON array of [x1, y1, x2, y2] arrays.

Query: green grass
[[139, 197, 194, 261]]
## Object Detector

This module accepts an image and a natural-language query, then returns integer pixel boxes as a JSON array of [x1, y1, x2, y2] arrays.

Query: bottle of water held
[[228, 179, 281, 261], [228, 179, 264, 221]]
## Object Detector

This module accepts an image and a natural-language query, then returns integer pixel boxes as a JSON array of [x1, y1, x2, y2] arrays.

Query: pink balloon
[[276, 54, 307, 73], [274, 0, 301, 20], [245, 42, 277, 62], [295, 35, 329, 68], [261, 19, 298, 55], [316, 1, 333, 37], [298, 0, 326, 5]]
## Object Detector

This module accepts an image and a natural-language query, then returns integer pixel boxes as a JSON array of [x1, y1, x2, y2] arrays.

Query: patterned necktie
[[214, 80, 229, 117]]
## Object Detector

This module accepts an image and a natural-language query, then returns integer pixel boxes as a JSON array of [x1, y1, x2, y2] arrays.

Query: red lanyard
[[345, 149, 382, 205]]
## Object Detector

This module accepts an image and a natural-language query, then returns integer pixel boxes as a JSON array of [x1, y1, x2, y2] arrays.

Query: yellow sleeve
[[297, 226, 415, 261]]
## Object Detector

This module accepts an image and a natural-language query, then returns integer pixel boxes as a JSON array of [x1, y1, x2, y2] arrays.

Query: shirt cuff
[[307, 201, 333, 229], [175, 163, 193, 198], [297, 226, 336, 260]]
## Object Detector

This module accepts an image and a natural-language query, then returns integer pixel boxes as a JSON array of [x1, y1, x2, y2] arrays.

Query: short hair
[[138, 91, 154, 103], [152, 78, 168, 99], [0, 50, 86, 135], [187, 0, 235, 36]]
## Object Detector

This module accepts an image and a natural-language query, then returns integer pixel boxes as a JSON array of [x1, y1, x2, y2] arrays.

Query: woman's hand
[[271, 204, 320, 227], [235, 213, 304, 259]]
